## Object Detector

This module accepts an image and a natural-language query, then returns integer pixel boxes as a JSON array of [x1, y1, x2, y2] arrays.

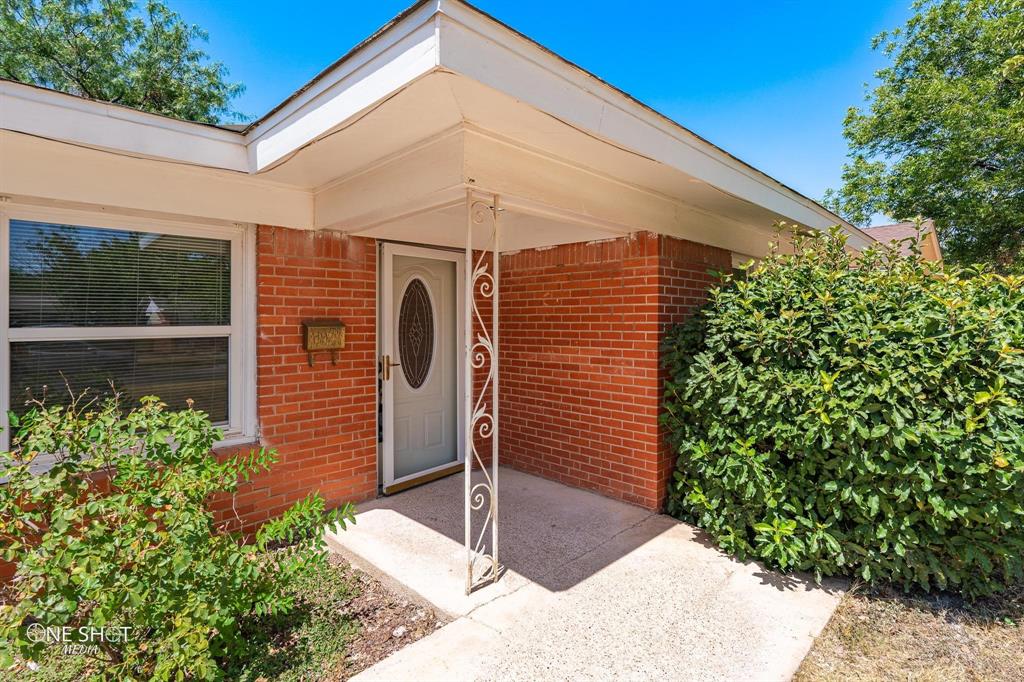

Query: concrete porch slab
[[326, 468, 654, 616], [327, 468, 844, 681]]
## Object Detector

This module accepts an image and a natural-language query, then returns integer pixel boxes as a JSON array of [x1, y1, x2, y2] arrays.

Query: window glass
[[6, 219, 236, 430], [398, 278, 435, 389], [9, 338, 229, 422], [9, 220, 231, 328]]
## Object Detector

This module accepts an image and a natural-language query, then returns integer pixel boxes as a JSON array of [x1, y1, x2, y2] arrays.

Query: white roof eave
[[242, 0, 441, 171], [0, 0, 873, 248], [0, 79, 248, 171], [434, 0, 873, 248]]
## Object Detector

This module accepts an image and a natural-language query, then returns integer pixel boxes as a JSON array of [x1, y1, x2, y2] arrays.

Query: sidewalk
[[327, 469, 843, 681]]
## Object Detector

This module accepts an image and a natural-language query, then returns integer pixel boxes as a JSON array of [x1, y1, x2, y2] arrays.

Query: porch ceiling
[[269, 70, 830, 255], [241, 0, 874, 253], [262, 70, 801, 236], [334, 192, 630, 254]]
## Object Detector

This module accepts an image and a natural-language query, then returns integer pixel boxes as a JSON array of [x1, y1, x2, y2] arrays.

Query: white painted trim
[[0, 80, 246, 171], [0, 131, 313, 230], [0, 205, 257, 449], [436, 1, 873, 248], [2, 202, 248, 240], [0, 80, 240, 143], [245, 1, 440, 142], [379, 241, 465, 489], [0, 207, 10, 452], [246, 17, 441, 171], [312, 123, 464, 196], [381, 245, 396, 486], [8, 327, 232, 342], [375, 241, 382, 486], [0, 0, 873, 249], [228, 231, 245, 435], [334, 191, 466, 236], [239, 225, 259, 441], [314, 122, 847, 255], [313, 130, 465, 233], [461, 124, 726, 230], [484, 193, 633, 238]]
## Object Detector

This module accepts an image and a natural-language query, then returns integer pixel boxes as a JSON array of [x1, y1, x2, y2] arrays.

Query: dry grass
[[796, 582, 1024, 682]]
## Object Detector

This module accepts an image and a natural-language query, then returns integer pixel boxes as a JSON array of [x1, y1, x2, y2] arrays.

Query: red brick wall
[[655, 236, 733, 506], [215, 227, 379, 530], [498, 232, 730, 510], [2, 227, 729, 584]]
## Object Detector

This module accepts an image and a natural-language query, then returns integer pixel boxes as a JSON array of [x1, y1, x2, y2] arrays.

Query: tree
[[0, 0, 244, 123], [825, 0, 1024, 267]]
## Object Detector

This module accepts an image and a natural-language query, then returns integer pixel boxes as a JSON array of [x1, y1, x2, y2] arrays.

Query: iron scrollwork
[[465, 196, 500, 593]]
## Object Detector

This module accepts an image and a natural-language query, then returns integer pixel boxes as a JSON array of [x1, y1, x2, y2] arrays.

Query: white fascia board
[[436, 1, 874, 251], [0, 80, 247, 171], [243, 3, 441, 172], [0, 130, 312, 228]]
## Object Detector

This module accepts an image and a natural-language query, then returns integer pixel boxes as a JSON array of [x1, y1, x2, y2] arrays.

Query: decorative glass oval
[[398, 278, 434, 389]]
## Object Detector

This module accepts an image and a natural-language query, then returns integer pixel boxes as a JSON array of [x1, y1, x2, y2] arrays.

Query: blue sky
[[171, 0, 913, 213]]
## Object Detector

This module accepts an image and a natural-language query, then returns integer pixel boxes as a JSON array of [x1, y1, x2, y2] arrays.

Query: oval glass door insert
[[398, 278, 434, 388]]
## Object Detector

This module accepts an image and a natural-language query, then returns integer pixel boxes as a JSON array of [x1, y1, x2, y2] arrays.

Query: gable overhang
[[0, 0, 874, 253]]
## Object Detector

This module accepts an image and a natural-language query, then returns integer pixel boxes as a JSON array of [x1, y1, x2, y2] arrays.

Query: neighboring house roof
[[863, 220, 943, 262]]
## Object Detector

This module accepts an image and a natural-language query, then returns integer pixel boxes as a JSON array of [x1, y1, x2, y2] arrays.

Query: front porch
[[0, 0, 875, 597], [327, 467, 844, 681]]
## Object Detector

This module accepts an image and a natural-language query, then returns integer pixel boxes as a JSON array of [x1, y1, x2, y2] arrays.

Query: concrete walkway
[[326, 468, 843, 681]]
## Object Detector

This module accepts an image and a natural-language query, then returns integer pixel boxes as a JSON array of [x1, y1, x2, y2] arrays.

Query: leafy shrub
[[0, 395, 355, 679], [662, 226, 1024, 597]]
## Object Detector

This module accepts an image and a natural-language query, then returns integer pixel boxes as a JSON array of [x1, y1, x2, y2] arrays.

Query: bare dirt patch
[[796, 582, 1024, 682], [340, 556, 447, 677]]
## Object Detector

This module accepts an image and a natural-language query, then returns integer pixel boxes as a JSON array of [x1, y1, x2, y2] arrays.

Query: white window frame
[[0, 203, 257, 452]]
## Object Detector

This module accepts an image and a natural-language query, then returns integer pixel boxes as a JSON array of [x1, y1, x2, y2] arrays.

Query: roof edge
[[0, 77, 243, 140], [0, 0, 879, 249], [241, 0, 436, 135], [437, 0, 875, 245]]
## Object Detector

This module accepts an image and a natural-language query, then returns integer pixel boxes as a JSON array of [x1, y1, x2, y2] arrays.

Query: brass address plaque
[[302, 320, 346, 366]]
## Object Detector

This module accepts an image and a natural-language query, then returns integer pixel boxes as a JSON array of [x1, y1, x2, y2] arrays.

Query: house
[[863, 220, 943, 262], [0, 0, 874, 582]]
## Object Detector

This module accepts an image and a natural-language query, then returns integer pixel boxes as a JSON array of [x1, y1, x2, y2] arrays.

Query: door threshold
[[382, 461, 463, 495]]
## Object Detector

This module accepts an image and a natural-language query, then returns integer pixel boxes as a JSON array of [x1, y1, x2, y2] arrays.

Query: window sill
[[212, 435, 261, 456], [3, 433, 260, 479]]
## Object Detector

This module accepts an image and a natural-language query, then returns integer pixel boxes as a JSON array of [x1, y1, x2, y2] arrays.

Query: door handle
[[382, 355, 401, 381]]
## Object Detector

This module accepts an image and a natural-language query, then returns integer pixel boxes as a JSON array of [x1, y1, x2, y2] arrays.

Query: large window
[[1, 208, 255, 449]]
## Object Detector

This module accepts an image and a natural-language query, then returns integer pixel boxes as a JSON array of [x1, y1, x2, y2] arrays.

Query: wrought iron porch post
[[465, 189, 500, 594]]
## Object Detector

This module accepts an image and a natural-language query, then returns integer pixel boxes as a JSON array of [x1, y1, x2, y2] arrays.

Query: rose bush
[[0, 396, 354, 679]]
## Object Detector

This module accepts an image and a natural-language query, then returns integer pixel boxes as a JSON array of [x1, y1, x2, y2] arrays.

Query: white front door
[[381, 243, 464, 490]]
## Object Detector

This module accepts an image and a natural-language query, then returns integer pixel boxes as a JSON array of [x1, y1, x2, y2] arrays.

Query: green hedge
[[662, 226, 1024, 597]]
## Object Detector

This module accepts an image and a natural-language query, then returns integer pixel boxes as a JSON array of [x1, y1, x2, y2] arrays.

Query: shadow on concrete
[[752, 568, 845, 595], [359, 467, 831, 595], [678, 521, 845, 596], [356, 467, 667, 592]]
